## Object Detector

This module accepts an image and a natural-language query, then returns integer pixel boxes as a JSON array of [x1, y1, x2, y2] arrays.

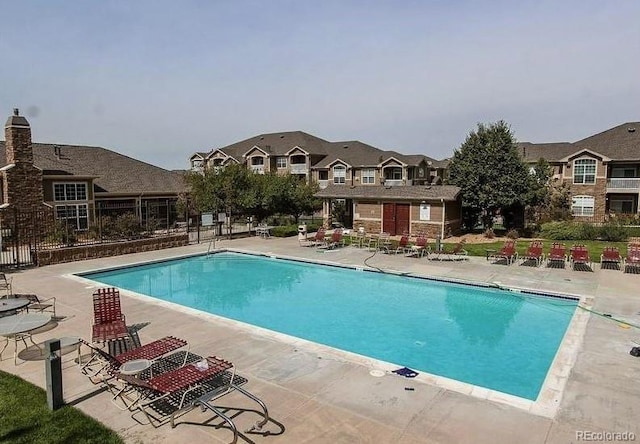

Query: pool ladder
[[207, 236, 217, 255]]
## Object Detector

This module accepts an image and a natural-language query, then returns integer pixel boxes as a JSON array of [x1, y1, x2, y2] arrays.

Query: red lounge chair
[[394, 234, 411, 254], [600, 246, 622, 270], [521, 241, 544, 267], [80, 336, 189, 385], [431, 240, 468, 261], [489, 240, 517, 265], [547, 243, 567, 268], [406, 235, 428, 258], [570, 245, 592, 271], [320, 229, 344, 249], [92, 288, 130, 344], [299, 228, 326, 247], [624, 246, 640, 273], [119, 356, 271, 438]]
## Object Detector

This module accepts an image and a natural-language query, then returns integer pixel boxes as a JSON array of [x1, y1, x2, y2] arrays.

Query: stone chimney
[[2, 108, 44, 211], [5, 108, 34, 165]]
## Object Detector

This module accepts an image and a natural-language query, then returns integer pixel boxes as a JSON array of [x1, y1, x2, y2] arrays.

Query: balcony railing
[[290, 163, 308, 174], [382, 179, 411, 186], [250, 165, 265, 174], [318, 180, 328, 189], [607, 178, 640, 191]]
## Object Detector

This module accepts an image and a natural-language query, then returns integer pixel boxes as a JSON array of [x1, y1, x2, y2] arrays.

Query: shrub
[[598, 222, 632, 242], [506, 229, 519, 239], [540, 221, 583, 240], [483, 228, 495, 239], [271, 225, 299, 237]]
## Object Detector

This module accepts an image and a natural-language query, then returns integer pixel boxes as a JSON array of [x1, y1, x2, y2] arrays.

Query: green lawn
[[0, 370, 123, 444], [441, 239, 628, 263]]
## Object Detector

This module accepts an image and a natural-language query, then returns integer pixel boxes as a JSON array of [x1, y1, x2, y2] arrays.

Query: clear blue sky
[[1, 0, 638, 170]]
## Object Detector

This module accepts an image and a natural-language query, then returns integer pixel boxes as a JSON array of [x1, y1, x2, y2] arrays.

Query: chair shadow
[[520, 259, 540, 267], [600, 262, 621, 271], [177, 405, 286, 444], [546, 261, 566, 269], [107, 322, 149, 355], [572, 263, 594, 272], [623, 265, 640, 274]]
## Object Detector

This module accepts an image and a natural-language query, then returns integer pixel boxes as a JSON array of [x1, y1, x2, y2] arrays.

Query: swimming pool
[[80, 252, 578, 400]]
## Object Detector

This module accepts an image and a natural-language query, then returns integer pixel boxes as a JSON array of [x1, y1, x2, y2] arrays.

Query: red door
[[382, 203, 396, 235], [395, 204, 410, 235], [382, 203, 410, 235]]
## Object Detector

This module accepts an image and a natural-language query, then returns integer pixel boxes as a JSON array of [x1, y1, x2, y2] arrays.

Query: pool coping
[[69, 247, 590, 418]]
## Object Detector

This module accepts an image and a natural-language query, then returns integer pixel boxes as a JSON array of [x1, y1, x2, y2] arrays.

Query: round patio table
[[0, 298, 30, 316], [0, 313, 52, 364]]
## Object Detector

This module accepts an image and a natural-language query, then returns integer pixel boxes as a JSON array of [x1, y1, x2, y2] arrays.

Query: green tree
[[524, 158, 553, 226], [448, 121, 531, 229]]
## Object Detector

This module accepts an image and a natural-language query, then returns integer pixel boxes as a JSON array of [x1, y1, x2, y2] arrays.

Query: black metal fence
[[0, 200, 186, 268]]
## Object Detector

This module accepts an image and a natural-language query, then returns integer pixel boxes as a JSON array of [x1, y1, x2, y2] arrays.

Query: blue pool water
[[81, 252, 577, 400]]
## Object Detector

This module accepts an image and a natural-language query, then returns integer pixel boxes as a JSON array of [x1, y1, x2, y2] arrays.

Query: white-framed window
[[333, 165, 346, 184], [276, 157, 287, 169], [191, 159, 203, 169], [361, 169, 375, 184], [53, 183, 87, 201], [572, 195, 595, 216], [55, 204, 89, 230], [573, 159, 596, 184]]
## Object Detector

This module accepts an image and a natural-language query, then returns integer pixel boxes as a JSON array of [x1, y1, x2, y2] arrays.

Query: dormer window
[[333, 165, 346, 184], [251, 157, 264, 166], [362, 169, 375, 184], [573, 159, 596, 184], [191, 159, 204, 170]]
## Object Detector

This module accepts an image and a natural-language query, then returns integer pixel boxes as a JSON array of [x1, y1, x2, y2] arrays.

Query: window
[[56, 204, 89, 230], [573, 159, 596, 184], [572, 195, 595, 216], [611, 167, 637, 178], [53, 183, 87, 201], [385, 167, 402, 180], [191, 159, 203, 169], [333, 165, 346, 184], [609, 199, 634, 214], [318, 170, 328, 180], [361, 169, 375, 184], [276, 157, 287, 168], [251, 157, 264, 166]]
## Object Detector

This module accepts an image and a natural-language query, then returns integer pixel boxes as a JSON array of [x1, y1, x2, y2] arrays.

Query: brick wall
[[564, 179, 607, 222], [35, 234, 189, 266]]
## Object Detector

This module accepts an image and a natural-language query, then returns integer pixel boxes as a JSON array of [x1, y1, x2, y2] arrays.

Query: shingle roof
[[517, 142, 576, 162], [0, 141, 187, 195], [573, 122, 640, 160], [315, 184, 460, 201], [212, 131, 331, 159], [313, 141, 385, 168], [517, 122, 640, 162]]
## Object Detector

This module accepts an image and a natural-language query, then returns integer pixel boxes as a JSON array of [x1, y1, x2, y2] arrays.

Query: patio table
[[0, 298, 30, 317], [0, 313, 51, 364]]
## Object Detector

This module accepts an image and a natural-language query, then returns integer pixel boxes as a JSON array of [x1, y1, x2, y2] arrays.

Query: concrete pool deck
[[2, 236, 639, 443]]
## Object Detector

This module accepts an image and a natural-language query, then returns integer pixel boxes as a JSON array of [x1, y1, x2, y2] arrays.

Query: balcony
[[318, 180, 328, 189], [382, 179, 412, 186], [289, 163, 308, 174], [250, 165, 265, 174], [607, 178, 640, 192]]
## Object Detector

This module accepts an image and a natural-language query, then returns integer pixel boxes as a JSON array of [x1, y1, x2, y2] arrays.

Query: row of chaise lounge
[[83, 287, 273, 441], [488, 239, 640, 272]]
